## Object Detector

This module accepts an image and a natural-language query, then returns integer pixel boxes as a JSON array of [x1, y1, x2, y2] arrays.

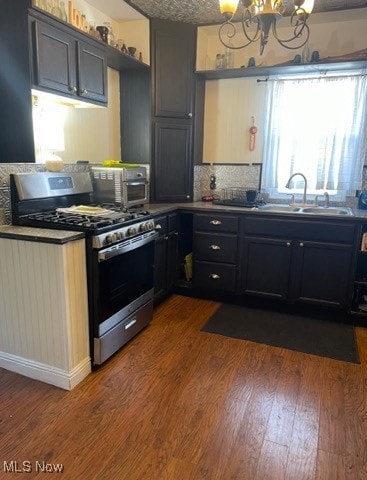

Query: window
[[261, 71, 367, 201]]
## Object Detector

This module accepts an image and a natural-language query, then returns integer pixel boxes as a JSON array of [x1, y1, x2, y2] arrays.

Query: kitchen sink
[[256, 205, 302, 213], [255, 204, 354, 216], [301, 207, 353, 215]]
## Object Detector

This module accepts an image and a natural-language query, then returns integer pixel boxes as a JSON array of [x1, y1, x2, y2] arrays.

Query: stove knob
[[147, 221, 154, 230], [115, 231, 123, 240], [139, 222, 147, 232], [127, 227, 137, 237], [105, 233, 116, 244]]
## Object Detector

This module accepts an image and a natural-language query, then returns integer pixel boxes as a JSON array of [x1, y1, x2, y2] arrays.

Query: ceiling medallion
[[219, 0, 314, 55]]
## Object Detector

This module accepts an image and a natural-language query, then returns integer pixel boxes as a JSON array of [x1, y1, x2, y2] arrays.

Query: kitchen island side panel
[[0, 237, 90, 389]]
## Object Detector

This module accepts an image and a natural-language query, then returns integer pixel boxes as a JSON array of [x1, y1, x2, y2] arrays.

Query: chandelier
[[218, 0, 314, 56]]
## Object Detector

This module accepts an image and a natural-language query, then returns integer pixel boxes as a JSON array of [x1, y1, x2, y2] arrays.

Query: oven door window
[[95, 240, 154, 325], [126, 182, 147, 203]]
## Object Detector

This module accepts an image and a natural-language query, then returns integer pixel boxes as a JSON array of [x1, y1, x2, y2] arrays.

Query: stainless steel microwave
[[91, 166, 149, 208]]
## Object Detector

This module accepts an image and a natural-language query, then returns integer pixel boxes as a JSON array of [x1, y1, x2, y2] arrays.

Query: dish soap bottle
[[358, 184, 367, 209]]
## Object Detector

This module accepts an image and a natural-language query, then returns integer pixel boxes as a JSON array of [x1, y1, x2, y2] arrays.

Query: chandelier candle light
[[219, 0, 314, 55]]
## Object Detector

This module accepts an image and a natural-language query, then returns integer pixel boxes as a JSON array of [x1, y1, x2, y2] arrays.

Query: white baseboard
[[0, 351, 91, 390]]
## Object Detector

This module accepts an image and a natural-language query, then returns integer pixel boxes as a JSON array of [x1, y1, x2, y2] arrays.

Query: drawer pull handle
[[209, 244, 221, 250], [155, 224, 162, 230], [286, 242, 291, 247], [299, 242, 304, 247], [210, 220, 222, 225], [125, 318, 137, 330], [209, 273, 221, 280]]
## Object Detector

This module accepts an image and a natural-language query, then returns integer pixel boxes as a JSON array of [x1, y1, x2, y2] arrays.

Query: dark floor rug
[[201, 302, 360, 363]]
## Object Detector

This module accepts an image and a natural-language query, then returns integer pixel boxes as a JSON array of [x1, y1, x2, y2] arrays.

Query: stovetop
[[18, 204, 151, 235]]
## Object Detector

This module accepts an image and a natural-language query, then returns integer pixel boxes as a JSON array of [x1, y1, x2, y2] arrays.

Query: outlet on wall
[[210, 175, 216, 190]]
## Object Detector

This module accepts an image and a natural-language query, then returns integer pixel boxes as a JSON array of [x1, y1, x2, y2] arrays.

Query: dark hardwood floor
[[1, 294, 367, 479]]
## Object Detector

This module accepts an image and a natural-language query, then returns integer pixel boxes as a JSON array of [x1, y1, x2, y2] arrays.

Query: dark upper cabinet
[[152, 20, 195, 119], [77, 40, 107, 103], [151, 19, 199, 202], [0, 0, 35, 163], [31, 19, 107, 104], [153, 120, 192, 202]]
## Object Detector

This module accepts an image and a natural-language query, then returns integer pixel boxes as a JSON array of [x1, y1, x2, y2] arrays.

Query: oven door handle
[[97, 231, 159, 262]]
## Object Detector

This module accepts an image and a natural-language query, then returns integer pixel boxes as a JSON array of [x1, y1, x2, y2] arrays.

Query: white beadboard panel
[[61, 240, 90, 370], [0, 237, 90, 385], [203, 77, 266, 164], [0, 351, 91, 391]]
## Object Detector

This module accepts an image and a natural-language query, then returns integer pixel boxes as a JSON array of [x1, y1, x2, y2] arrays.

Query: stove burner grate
[[21, 206, 151, 233]]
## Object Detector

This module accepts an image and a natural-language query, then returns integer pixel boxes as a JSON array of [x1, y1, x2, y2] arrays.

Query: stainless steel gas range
[[10, 171, 158, 365]]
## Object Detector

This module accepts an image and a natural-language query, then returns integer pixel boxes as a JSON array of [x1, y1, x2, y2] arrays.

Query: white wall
[[203, 77, 266, 164], [200, 8, 367, 164], [197, 8, 367, 70]]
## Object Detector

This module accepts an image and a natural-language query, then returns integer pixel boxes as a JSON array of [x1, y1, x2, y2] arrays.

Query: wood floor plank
[[255, 440, 289, 480], [0, 294, 366, 480], [316, 450, 346, 480], [265, 350, 303, 447], [284, 355, 323, 480], [318, 359, 347, 455]]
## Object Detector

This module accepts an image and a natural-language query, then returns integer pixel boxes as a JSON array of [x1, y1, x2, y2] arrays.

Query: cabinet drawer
[[193, 261, 236, 291], [194, 213, 238, 233], [243, 217, 356, 244], [194, 232, 237, 264]]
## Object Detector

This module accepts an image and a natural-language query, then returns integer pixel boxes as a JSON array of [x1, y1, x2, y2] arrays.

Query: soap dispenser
[[358, 184, 367, 209]]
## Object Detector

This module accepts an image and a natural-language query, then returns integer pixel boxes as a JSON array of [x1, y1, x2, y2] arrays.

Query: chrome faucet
[[314, 191, 330, 207], [285, 172, 308, 205]]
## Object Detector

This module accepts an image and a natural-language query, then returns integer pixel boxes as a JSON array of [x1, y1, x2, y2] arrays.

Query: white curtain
[[261, 71, 367, 199]]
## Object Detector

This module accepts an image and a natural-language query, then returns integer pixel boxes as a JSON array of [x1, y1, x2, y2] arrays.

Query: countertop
[[1, 203, 367, 244], [146, 201, 367, 221], [0, 225, 85, 244]]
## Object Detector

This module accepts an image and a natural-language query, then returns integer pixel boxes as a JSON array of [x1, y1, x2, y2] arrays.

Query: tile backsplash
[[193, 164, 262, 201], [0, 162, 358, 225]]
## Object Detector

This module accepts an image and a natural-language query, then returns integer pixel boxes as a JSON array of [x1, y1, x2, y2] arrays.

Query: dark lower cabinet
[[292, 241, 354, 307], [193, 213, 239, 293], [154, 213, 179, 304], [194, 260, 236, 292], [240, 217, 357, 309], [241, 237, 292, 300]]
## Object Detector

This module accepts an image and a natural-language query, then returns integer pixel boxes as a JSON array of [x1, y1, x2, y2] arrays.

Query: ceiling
[[125, 0, 367, 24]]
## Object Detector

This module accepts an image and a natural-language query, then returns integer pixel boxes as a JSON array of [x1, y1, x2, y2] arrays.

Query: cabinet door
[[154, 235, 167, 302], [78, 40, 107, 104], [241, 236, 292, 300], [153, 121, 192, 202], [152, 20, 195, 119], [167, 230, 179, 289], [33, 20, 76, 96], [293, 241, 354, 308]]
